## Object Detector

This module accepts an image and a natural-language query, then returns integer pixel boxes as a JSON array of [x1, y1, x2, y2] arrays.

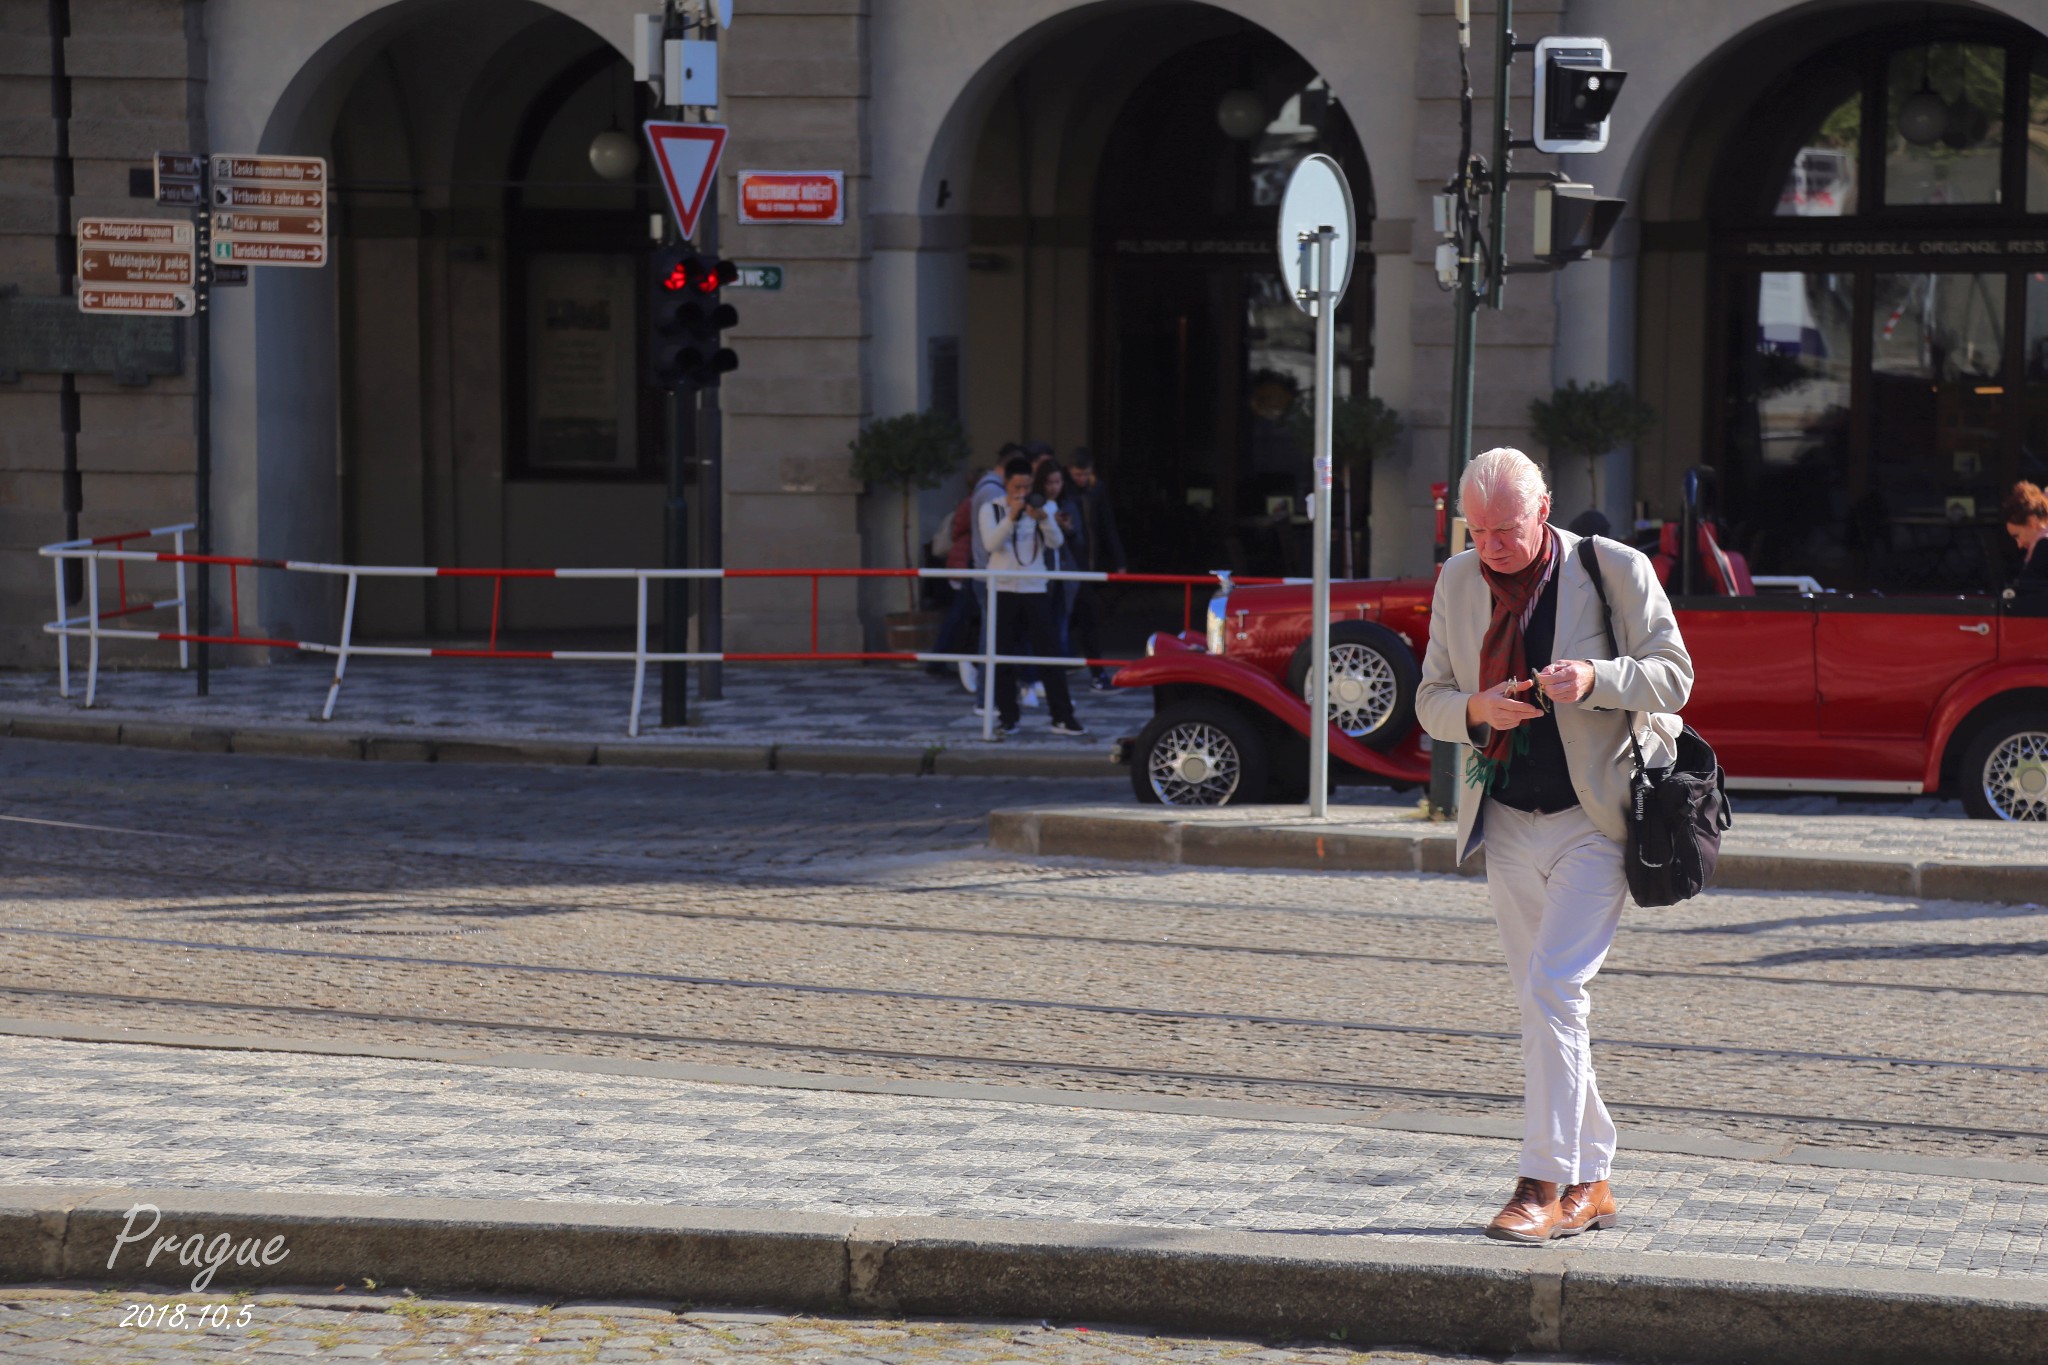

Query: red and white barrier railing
[[40, 535, 1274, 740], [42, 523, 195, 699]]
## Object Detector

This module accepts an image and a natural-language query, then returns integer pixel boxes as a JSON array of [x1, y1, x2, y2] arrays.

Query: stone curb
[[1, 1188, 2041, 1364], [0, 711, 1120, 782], [990, 808, 2048, 906]]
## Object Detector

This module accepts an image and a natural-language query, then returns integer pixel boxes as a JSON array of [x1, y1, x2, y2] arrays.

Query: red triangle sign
[[644, 121, 727, 241]]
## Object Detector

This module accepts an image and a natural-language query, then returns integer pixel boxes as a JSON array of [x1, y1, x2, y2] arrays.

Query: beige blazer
[[1416, 527, 1694, 865]]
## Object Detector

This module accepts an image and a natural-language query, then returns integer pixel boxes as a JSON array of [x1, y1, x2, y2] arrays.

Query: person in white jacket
[[1416, 447, 1693, 1246], [979, 454, 1084, 736]]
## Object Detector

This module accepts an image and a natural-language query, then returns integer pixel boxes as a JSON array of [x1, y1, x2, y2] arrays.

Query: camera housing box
[[1533, 36, 1625, 155]]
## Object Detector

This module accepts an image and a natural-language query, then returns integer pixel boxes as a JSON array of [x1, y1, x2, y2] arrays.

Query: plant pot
[[884, 609, 944, 655]]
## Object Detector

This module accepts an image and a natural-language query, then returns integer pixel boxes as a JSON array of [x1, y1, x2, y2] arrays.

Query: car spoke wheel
[[1283, 621, 1419, 752], [1147, 720, 1243, 805], [1309, 642, 1400, 738], [1130, 700, 1271, 807], [1980, 728, 2048, 822]]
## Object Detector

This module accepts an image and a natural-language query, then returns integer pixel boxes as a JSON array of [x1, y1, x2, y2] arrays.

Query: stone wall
[[0, 0, 206, 669], [1401, 0, 1565, 550], [719, 0, 872, 650]]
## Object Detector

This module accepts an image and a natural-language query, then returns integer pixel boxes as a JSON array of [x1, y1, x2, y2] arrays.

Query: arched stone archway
[[201, 0, 646, 647], [1617, 0, 2048, 592], [867, 1, 1400, 602]]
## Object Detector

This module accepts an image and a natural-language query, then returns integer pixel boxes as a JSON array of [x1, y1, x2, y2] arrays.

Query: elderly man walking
[[1416, 447, 1693, 1244]]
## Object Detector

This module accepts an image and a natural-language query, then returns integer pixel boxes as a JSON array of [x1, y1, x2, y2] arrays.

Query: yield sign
[[644, 121, 727, 240]]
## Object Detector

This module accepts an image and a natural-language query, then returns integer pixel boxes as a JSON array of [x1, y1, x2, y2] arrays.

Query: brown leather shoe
[[1557, 1179, 1618, 1236], [1484, 1177, 1564, 1244]]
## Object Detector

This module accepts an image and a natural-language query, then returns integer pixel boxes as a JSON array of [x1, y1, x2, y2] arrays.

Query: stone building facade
[[6, 0, 2048, 670]]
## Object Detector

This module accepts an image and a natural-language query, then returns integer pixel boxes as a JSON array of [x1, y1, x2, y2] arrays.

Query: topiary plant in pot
[[849, 410, 970, 644], [1528, 380, 1657, 517]]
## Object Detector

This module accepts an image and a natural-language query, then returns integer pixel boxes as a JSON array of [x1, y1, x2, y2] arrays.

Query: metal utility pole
[[694, 18, 723, 704], [658, 0, 693, 728], [1306, 224, 1337, 817], [193, 157, 212, 696], [1428, 0, 1512, 818], [1277, 154, 1356, 819]]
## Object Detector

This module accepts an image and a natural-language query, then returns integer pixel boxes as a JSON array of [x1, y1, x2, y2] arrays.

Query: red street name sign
[[736, 170, 844, 225]]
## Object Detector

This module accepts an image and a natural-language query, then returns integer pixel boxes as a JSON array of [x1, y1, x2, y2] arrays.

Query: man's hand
[[1005, 493, 1026, 517], [1535, 659, 1595, 706], [1466, 678, 1544, 733], [1023, 501, 1047, 522]]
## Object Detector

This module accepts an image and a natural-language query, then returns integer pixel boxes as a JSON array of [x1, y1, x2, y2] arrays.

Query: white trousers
[[1480, 799, 1628, 1184]]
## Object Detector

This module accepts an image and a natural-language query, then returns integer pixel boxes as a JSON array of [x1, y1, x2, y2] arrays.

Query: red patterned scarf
[[1467, 528, 1555, 791]]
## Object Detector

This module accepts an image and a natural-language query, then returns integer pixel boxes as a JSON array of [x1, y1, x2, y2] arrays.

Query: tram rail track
[[7, 981, 2047, 1146], [5, 853, 2042, 1001], [3, 922, 2043, 1077]]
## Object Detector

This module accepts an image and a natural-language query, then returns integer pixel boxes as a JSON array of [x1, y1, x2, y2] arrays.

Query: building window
[[1711, 16, 2048, 593]]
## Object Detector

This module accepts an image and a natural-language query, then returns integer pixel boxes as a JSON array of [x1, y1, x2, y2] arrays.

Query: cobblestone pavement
[[3, 739, 2045, 1169], [0, 1288, 1569, 1365], [4, 1033, 2045, 1277], [0, 659, 1155, 750]]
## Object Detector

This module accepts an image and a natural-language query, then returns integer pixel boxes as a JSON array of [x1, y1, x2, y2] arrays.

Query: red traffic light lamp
[[649, 248, 740, 389]]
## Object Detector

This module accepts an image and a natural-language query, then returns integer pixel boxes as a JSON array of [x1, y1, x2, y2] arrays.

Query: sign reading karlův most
[[0, 292, 182, 384]]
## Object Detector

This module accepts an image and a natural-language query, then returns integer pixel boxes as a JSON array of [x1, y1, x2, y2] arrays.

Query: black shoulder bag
[[1577, 539, 1733, 907]]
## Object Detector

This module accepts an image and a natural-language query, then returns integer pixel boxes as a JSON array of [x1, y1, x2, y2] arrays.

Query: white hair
[[1459, 447, 1548, 519]]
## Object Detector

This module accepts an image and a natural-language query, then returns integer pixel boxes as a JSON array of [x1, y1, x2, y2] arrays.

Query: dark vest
[[1490, 569, 1579, 814]]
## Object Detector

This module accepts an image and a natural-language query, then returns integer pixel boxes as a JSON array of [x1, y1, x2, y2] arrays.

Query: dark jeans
[[995, 591, 1075, 726], [1063, 581, 1107, 677], [931, 580, 983, 665]]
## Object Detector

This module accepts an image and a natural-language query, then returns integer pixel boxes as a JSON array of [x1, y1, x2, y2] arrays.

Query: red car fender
[[1113, 652, 1431, 784], [1922, 661, 2048, 789]]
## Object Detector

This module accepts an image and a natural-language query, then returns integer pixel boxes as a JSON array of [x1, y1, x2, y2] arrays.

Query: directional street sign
[[210, 154, 329, 268], [154, 152, 202, 207], [75, 217, 195, 316], [732, 264, 783, 290], [212, 183, 325, 211], [211, 153, 326, 187], [78, 286, 193, 317], [212, 238, 327, 267], [644, 121, 727, 241]]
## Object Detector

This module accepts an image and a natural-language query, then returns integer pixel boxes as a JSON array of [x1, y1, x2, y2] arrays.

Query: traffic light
[[1532, 36, 1626, 154], [1533, 181, 1626, 264], [648, 247, 739, 389]]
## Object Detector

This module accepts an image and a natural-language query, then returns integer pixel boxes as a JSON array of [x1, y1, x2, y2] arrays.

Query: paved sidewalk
[[4, 1033, 2043, 1274], [4, 1032, 2046, 1362], [0, 659, 1148, 753]]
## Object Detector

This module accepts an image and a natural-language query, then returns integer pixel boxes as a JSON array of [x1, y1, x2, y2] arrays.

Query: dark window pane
[[1885, 43, 2004, 207], [1868, 271, 2008, 590], [2029, 50, 2048, 213], [1776, 91, 1860, 217], [1723, 273, 1856, 579]]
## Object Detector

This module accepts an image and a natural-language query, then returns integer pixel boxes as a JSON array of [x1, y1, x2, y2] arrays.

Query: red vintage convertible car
[[1111, 540, 2048, 822]]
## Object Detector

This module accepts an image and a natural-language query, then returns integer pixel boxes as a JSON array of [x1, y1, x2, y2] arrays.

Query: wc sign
[[736, 170, 843, 225]]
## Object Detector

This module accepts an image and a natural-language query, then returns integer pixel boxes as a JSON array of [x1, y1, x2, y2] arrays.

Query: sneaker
[[995, 719, 1019, 736], [1049, 718, 1088, 736], [1020, 682, 1042, 709], [959, 661, 980, 693], [1090, 673, 1114, 692]]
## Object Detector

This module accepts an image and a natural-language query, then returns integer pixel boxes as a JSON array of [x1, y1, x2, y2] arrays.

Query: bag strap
[[1576, 538, 1649, 779]]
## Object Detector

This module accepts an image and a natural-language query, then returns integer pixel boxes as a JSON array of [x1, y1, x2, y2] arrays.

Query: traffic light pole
[[695, 36, 723, 705], [1428, 0, 1512, 818], [658, 0, 691, 728]]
